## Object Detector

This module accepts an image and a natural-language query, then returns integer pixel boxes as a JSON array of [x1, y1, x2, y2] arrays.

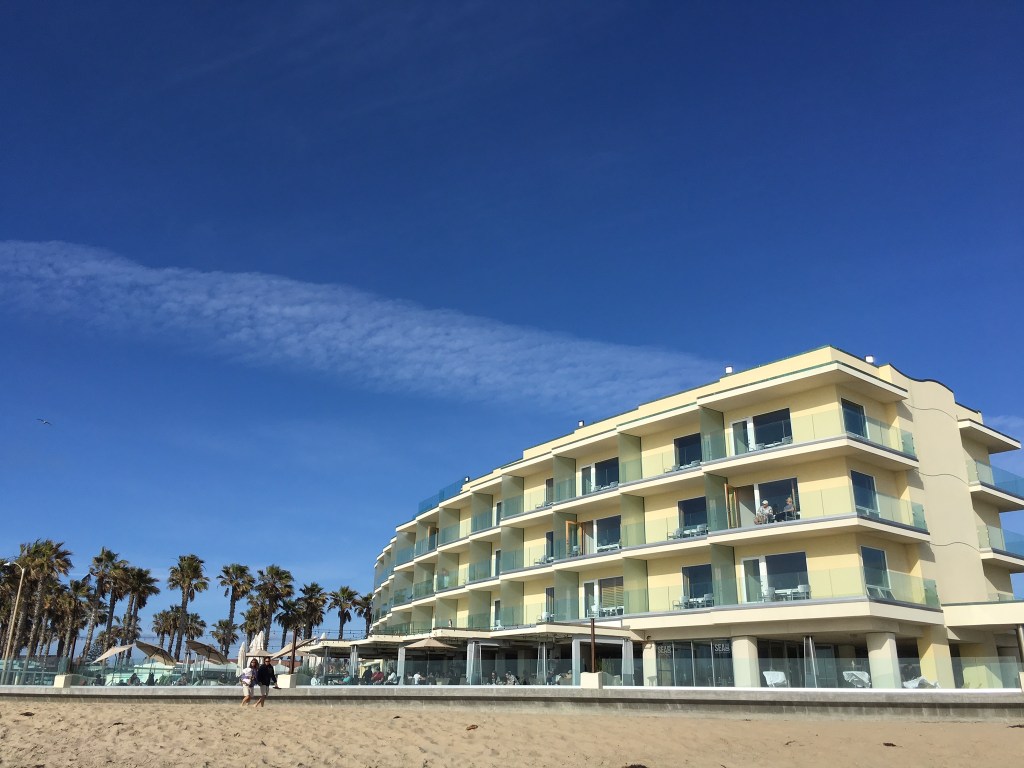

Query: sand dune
[[0, 699, 1021, 768]]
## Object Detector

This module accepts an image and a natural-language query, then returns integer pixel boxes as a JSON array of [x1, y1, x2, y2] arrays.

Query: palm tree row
[[2, 543, 375, 665]]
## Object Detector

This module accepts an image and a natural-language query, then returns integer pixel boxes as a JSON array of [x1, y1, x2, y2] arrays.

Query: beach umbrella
[[249, 630, 266, 658], [237, 641, 247, 671], [270, 637, 313, 660], [404, 637, 455, 677], [92, 644, 135, 664], [136, 640, 177, 666], [187, 639, 229, 665]]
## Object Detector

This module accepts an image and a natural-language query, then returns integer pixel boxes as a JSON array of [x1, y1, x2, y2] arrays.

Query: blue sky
[[1, 1, 1022, 634]]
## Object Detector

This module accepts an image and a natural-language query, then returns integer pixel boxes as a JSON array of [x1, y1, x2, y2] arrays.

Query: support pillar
[[866, 632, 901, 689], [917, 627, 955, 689], [731, 636, 760, 688], [397, 645, 406, 685], [642, 640, 658, 686]]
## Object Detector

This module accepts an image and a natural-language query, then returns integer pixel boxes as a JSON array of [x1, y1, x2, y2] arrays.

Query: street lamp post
[[1, 560, 27, 686]]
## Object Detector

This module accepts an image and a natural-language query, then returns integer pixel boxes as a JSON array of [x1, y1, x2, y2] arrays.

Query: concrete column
[[917, 627, 955, 689], [641, 641, 658, 686], [571, 637, 582, 685], [867, 632, 901, 688], [397, 646, 406, 686], [731, 636, 760, 688]]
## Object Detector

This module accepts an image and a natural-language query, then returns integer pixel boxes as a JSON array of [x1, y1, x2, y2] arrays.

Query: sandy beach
[[0, 699, 1021, 768]]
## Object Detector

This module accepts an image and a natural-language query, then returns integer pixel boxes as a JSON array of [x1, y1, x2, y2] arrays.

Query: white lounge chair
[[763, 670, 788, 687]]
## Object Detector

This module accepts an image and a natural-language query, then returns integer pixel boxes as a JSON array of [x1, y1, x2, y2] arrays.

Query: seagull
[[36, 418, 52, 426]]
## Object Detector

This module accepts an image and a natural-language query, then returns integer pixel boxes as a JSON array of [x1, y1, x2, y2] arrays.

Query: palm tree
[[55, 577, 92, 660], [299, 582, 327, 637], [167, 554, 209, 660], [102, 556, 130, 649], [217, 563, 253, 652], [151, 609, 176, 651], [120, 567, 160, 646], [328, 585, 358, 639], [275, 598, 300, 649], [21, 539, 73, 659], [239, 605, 262, 647], [183, 612, 207, 643], [352, 593, 373, 639], [211, 618, 238, 655], [254, 565, 293, 642], [81, 547, 119, 660]]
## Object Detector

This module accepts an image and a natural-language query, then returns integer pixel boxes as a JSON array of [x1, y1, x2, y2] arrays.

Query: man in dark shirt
[[254, 657, 279, 708]]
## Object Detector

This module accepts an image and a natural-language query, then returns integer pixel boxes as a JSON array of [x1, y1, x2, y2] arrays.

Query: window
[[754, 409, 792, 448], [595, 515, 621, 551], [544, 477, 554, 505], [842, 399, 868, 438], [682, 564, 713, 602], [493, 549, 501, 577], [757, 478, 800, 521], [743, 552, 809, 601], [674, 433, 702, 467], [732, 409, 793, 454], [677, 497, 708, 532], [851, 471, 878, 515], [861, 546, 891, 598], [493, 599, 502, 628], [545, 531, 554, 560], [581, 458, 619, 494]]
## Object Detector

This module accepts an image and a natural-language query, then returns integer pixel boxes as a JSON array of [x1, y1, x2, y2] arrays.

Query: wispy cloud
[[0, 241, 720, 412]]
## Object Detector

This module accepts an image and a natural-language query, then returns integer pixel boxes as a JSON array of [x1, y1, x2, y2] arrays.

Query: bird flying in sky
[[36, 418, 52, 425]]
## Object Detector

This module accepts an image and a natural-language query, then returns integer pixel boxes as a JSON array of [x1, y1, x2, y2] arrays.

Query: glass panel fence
[[439, 518, 473, 545], [967, 460, 1024, 497], [435, 564, 469, 591], [978, 525, 1024, 556], [523, 487, 554, 513], [952, 657, 1023, 689], [703, 410, 914, 461], [467, 560, 493, 582], [394, 546, 414, 566], [392, 587, 412, 605], [412, 579, 434, 599]]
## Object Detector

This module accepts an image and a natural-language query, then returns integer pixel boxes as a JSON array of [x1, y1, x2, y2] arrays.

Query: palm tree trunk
[[290, 626, 298, 673], [174, 592, 188, 660]]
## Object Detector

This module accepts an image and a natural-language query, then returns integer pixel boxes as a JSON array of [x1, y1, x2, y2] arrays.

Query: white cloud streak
[[0, 241, 720, 412]]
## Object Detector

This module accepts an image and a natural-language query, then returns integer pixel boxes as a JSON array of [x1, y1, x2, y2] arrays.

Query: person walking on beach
[[253, 657, 279, 708], [239, 658, 258, 707]]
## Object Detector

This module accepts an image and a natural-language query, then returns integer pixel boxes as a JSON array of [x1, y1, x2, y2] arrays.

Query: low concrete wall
[[1, 685, 1022, 721]]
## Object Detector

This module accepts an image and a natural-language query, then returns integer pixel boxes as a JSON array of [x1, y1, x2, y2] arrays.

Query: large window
[[677, 497, 708, 534], [656, 640, 733, 687], [584, 577, 624, 617], [732, 409, 793, 454], [861, 546, 892, 598], [595, 515, 621, 551], [581, 458, 620, 494], [682, 564, 713, 606], [758, 477, 800, 521], [674, 433, 703, 467], [842, 399, 868, 438], [851, 471, 878, 515], [743, 552, 809, 601]]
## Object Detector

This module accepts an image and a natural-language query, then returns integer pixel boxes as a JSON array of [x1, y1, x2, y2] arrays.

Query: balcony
[[978, 525, 1024, 558], [412, 578, 435, 600], [967, 461, 1024, 510], [393, 546, 414, 567]]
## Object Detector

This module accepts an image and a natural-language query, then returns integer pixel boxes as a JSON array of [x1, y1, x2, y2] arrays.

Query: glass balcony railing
[[967, 461, 1024, 499], [394, 546, 414, 566], [392, 588, 412, 606], [412, 579, 434, 599], [434, 564, 469, 591], [414, 536, 437, 558], [467, 560, 494, 583], [700, 410, 915, 464], [417, 478, 466, 514], [952, 657, 1023, 689], [466, 612, 493, 630], [719, 566, 937, 608], [439, 518, 473, 545], [471, 512, 495, 533], [978, 525, 1024, 556]]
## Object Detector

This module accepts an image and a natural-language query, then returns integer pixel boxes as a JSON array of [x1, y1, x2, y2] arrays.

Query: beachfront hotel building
[[366, 346, 1024, 689]]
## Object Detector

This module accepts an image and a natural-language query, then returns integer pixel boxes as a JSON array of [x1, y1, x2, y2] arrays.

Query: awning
[[271, 637, 314, 659]]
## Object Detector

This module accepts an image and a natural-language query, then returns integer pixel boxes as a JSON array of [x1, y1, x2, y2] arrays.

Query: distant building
[[369, 346, 1024, 688]]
